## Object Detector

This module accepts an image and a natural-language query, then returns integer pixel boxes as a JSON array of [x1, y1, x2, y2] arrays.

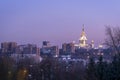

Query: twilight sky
[[0, 0, 120, 47]]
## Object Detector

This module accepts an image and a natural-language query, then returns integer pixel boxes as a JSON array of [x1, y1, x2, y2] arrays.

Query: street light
[[24, 70, 27, 73]]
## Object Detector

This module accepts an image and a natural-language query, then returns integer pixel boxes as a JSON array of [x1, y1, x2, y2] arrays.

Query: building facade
[[62, 42, 75, 54]]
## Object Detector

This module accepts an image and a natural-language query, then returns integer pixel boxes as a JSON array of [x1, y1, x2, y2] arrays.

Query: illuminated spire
[[79, 24, 87, 47]]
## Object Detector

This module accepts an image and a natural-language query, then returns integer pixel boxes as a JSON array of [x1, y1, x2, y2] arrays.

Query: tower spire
[[82, 24, 84, 31], [79, 24, 87, 47]]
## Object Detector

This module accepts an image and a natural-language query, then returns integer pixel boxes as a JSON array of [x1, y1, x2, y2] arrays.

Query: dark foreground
[[0, 55, 120, 80]]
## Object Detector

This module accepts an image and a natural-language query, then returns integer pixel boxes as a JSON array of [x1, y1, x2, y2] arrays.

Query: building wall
[[62, 43, 75, 54]]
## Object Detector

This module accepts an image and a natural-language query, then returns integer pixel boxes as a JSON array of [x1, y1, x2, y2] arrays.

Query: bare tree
[[105, 26, 120, 54]]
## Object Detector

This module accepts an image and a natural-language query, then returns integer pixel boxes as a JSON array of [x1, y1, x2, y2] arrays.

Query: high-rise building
[[62, 42, 75, 54], [1, 42, 17, 53], [41, 41, 59, 57], [23, 44, 39, 54], [79, 25, 87, 48], [50, 46, 59, 57], [91, 40, 94, 48], [42, 41, 50, 48]]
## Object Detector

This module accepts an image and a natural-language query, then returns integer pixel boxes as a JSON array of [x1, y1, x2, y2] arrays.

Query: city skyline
[[1, 0, 120, 47]]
